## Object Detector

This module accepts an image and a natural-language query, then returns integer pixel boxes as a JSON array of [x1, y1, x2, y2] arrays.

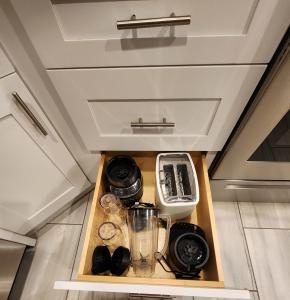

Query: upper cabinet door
[[48, 65, 265, 151], [11, 0, 290, 68], [0, 47, 14, 78], [0, 73, 90, 234]]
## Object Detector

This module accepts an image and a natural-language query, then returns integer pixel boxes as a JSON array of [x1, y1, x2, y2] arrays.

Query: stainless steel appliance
[[104, 156, 143, 207], [0, 240, 25, 300], [210, 29, 290, 202], [156, 153, 199, 220]]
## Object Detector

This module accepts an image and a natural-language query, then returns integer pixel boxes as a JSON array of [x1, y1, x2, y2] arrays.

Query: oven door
[[212, 42, 290, 181]]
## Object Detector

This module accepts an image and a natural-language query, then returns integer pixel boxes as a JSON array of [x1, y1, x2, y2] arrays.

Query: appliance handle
[[131, 118, 175, 128], [156, 214, 171, 259], [225, 183, 290, 190], [117, 14, 191, 30], [12, 92, 48, 136]]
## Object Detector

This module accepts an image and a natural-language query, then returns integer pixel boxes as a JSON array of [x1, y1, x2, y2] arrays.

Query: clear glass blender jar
[[127, 204, 171, 277]]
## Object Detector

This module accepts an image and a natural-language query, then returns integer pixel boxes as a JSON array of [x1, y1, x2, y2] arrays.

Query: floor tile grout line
[[238, 201, 290, 230], [237, 202, 247, 228], [66, 190, 92, 297], [65, 220, 84, 300], [237, 202, 261, 300], [232, 201, 257, 291], [80, 192, 91, 225], [62, 191, 91, 300]]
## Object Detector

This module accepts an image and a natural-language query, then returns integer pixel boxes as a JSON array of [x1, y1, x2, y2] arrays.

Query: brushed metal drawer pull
[[12, 92, 48, 136], [131, 117, 175, 128], [117, 14, 191, 30], [225, 184, 290, 190]]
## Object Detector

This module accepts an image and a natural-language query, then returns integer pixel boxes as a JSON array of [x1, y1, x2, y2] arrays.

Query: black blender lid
[[91, 246, 111, 275], [111, 246, 131, 276], [170, 222, 206, 240], [105, 156, 139, 188], [175, 232, 210, 270]]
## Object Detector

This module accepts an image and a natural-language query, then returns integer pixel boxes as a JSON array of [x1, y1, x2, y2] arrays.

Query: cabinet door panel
[[0, 47, 14, 78], [11, 0, 290, 67], [48, 66, 265, 151], [0, 73, 89, 234]]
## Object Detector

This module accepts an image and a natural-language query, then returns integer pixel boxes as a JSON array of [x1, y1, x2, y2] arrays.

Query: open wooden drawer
[[54, 152, 250, 299]]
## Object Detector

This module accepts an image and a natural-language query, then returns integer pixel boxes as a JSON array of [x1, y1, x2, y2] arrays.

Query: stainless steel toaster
[[156, 153, 199, 220]]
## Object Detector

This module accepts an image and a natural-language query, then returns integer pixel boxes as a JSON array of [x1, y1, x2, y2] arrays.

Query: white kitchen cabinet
[[0, 47, 14, 78], [0, 73, 90, 234], [10, 0, 290, 67], [48, 65, 265, 151]]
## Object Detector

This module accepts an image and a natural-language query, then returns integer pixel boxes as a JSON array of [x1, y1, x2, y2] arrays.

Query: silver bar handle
[[225, 184, 290, 190], [131, 118, 175, 128], [12, 92, 48, 136], [117, 14, 191, 30]]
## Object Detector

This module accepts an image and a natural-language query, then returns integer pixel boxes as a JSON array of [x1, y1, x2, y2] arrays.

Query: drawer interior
[[78, 152, 224, 288]]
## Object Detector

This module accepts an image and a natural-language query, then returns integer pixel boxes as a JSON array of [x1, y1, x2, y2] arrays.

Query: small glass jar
[[99, 193, 126, 225], [98, 221, 124, 252]]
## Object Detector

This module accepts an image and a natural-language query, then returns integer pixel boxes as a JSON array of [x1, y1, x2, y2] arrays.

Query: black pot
[[104, 156, 143, 207], [167, 222, 210, 278]]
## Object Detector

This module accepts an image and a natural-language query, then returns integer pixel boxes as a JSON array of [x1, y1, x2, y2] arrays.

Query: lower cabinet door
[[54, 152, 250, 299], [0, 73, 90, 234], [0, 47, 14, 78], [48, 65, 265, 152]]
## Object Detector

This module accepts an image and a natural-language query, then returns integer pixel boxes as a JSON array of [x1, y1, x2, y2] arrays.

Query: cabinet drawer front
[[0, 47, 14, 78], [48, 65, 265, 151], [54, 281, 250, 299], [11, 0, 290, 67], [53, 152, 249, 298], [88, 99, 219, 136]]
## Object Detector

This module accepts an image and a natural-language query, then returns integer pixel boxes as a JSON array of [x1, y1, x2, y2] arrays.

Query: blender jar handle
[[156, 214, 171, 259]]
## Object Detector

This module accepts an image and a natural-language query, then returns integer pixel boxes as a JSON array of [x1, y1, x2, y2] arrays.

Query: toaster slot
[[163, 164, 177, 198], [177, 164, 192, 196]]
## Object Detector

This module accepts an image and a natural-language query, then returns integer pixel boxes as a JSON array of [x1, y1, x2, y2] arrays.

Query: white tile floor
[[11, 193, 290, 300]]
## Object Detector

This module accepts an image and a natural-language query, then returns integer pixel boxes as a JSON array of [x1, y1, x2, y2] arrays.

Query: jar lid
[[98, 222, 119, 240], [91, 246, 111, 275], [111, 246, 131, 276], [99, 193, 121, 212]]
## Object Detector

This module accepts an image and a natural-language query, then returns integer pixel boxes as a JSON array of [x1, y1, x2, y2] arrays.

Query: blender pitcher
[[127, 204, 171, 277]]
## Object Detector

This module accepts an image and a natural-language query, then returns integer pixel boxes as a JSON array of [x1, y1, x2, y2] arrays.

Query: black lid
[[174, 232, 210, 271], [91, 246, 111, 275], [170, 222, 206, 241], [105, 156, 139, 188], [111, 246, 131, 276]]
